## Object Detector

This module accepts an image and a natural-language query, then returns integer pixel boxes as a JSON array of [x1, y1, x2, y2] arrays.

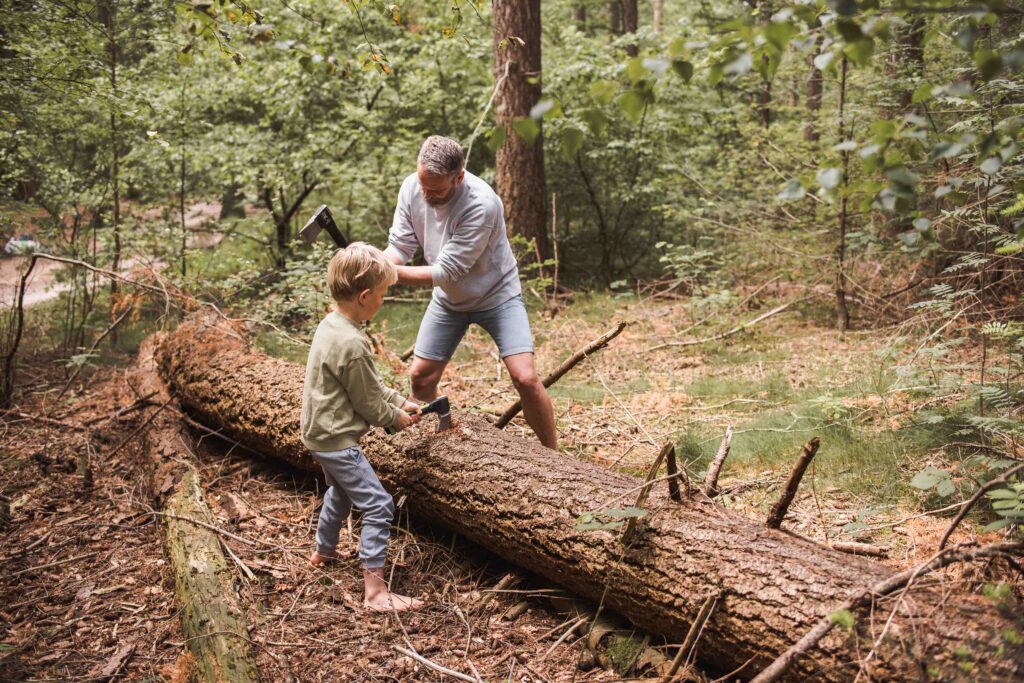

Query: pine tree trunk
[[622, 0, 638, 56], [153, 316, 1023, 682], [493, 0, 549, 260]]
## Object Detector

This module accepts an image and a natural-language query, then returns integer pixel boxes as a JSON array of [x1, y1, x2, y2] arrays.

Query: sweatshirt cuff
[[388, 392, 406, 408], [430, 264, 447, 287]]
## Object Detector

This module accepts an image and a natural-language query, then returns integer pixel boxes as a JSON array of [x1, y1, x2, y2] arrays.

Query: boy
[[300, 242, 424, 612]]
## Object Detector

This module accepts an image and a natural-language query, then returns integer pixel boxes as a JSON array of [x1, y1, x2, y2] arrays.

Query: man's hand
[[395, 264, 435, 287], [400, 399, 422, 415]]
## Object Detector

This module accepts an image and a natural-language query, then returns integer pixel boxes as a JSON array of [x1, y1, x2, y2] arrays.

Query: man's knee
[[508, 366, 542, 394], [410, 365, 441, 394]]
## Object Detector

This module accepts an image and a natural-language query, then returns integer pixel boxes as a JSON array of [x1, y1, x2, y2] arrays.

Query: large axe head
[[300, 205, 349, 248]]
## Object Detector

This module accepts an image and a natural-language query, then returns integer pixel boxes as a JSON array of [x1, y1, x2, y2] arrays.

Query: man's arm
[[385, 178, 421, 266], [394, 264, 435, 287]]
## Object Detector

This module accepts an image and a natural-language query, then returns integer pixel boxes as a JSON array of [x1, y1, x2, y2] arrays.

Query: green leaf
[[561, 127, 584, 162], [930, 140, 964, 161], [671, 60, 694, 83], [618, 90, 646, 122], [835, 19, 862, 42], [956, 26, 978, 52], [983, 518, 1014, 532], [911, 83, 933, 105], [589, 79, 618, 105], [975, 50, 1003, 81], [912, 218, 931, 232], [936, 478, 956, 498], [763, 21, 797, 50], [626, 57, 646, 82], [817, 167, 842, 190], [601, 506, 647, 519], [910, 466, 948, 490], [843, 37, 874, 66], [512, 117, 540, 146], [777, 178, 805, 202], [830, 609, 856, 630], [642, 57, 670, 76], [486, 125, 506, 153], [581, 109, 609, 137], [987, 489, 1020, 500]]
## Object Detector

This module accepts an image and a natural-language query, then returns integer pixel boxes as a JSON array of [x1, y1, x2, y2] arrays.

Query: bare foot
[[310, 548, 343, 566], [363, 567, 424, 612], [363, 591, 424, 612]]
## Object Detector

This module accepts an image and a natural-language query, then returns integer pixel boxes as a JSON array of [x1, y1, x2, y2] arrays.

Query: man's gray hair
[[418, 136, 465, 178]]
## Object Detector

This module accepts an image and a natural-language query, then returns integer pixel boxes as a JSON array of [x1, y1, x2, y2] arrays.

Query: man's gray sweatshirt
[[384, 171, 521, 313]]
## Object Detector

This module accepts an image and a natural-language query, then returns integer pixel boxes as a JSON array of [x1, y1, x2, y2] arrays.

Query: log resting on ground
[[156, 316, 1023, 681], [135, 337, 259, 683]]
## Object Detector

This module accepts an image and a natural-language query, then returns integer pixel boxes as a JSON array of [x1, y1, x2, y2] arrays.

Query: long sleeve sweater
[[299, 312, 406, 452], [384, 170, 521, 312]]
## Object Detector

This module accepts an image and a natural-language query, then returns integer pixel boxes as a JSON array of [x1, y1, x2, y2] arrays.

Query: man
[[384, 135, 557, 449]]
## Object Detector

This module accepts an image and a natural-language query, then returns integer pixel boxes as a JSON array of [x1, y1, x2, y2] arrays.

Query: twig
[[221, 537, 256, 581], [393, 645, 477, 683], [8, 550, 102, 578], [622, 444, 671, 545], [703, 426, 733, 498], [938, 462, 1024, 550], [496, 321, 628, 428], [476, 572, 517, 612], [828, 541, 888, 558], [540, 615, 588, 660], [56, 302, 134, 400], [647, 301, 798, 352], [766, 437, 820, 529], [82, 391, 159, 425], [663, 593, 719, 681], [104, 396, 175, 459], [749, 542, 1024, 683]]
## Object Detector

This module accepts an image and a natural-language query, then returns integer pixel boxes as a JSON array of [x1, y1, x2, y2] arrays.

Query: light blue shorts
[[414, 294, 534, 362]]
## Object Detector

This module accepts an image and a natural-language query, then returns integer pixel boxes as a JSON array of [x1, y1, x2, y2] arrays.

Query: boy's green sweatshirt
[[300, 311, 406, 452]]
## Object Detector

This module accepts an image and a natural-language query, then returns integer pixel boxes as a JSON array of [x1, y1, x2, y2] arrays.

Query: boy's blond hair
[[327, 242, 397, 302]]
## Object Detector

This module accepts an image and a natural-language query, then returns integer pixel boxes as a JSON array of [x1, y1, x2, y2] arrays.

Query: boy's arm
[[343, 354, 405, 428]]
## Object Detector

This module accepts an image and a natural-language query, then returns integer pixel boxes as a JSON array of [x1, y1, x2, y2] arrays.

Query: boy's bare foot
[[310, 548, 345, 566], [363, 568, 424, 612]]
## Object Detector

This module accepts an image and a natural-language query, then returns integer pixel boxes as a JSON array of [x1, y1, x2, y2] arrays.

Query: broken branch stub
[[766, 437, 820, 530]]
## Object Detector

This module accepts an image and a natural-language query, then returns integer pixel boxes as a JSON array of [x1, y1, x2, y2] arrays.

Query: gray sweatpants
[[312, 446, 394, 570]]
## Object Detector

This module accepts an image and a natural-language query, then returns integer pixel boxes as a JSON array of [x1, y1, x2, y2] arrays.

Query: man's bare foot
[[363, 568, 424, 612]]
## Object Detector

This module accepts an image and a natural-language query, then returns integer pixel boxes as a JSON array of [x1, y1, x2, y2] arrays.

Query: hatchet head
[[420, 395, 452, 432], [300, 205, 349, 248]]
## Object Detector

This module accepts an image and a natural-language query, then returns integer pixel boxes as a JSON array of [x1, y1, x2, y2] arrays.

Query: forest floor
[[0, 286, 1010, 682]]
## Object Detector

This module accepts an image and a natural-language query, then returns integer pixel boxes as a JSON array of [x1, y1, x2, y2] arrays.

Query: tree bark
[[622, 0, 638, 56], [883, 16, 925, 116], [135, 337, 259, 683], [493, 0, 550, 260], [573, 4, 586, 31], [609, 1, 621, 36], [153, 316, 1023, 682]]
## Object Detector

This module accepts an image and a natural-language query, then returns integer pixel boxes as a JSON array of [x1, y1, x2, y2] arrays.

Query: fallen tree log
[[134, 337, 259, 683], [156, 316, 1023, 681]]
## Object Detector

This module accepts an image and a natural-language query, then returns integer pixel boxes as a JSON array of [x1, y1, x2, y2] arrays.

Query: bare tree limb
[[496, 321, 628, 428], [939, 462, 1024, 550]]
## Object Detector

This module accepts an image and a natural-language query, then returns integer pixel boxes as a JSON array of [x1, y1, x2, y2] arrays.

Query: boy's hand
[[393, 402, 422, 432]]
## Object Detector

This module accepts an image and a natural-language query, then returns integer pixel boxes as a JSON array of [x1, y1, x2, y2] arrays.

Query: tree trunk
[[609, 1, 621, 36], [135, 337, 259, 683], [154, 316, 1023, 682], [622, 0, 638, 56], [493, 0, 550, 260], [573, 4, 586, 31], [804, 27, 823, 142], [653, 0, 664, 34], [883, 16, 925, 116], [836, 56, 851, 331]]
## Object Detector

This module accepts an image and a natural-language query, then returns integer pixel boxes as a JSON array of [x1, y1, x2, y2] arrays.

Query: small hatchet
[[385, 395, 452, 434]]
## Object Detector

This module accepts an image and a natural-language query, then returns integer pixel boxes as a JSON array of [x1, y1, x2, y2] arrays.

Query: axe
[[300, 205, 349, 248], [386, 395, 452, 434]]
